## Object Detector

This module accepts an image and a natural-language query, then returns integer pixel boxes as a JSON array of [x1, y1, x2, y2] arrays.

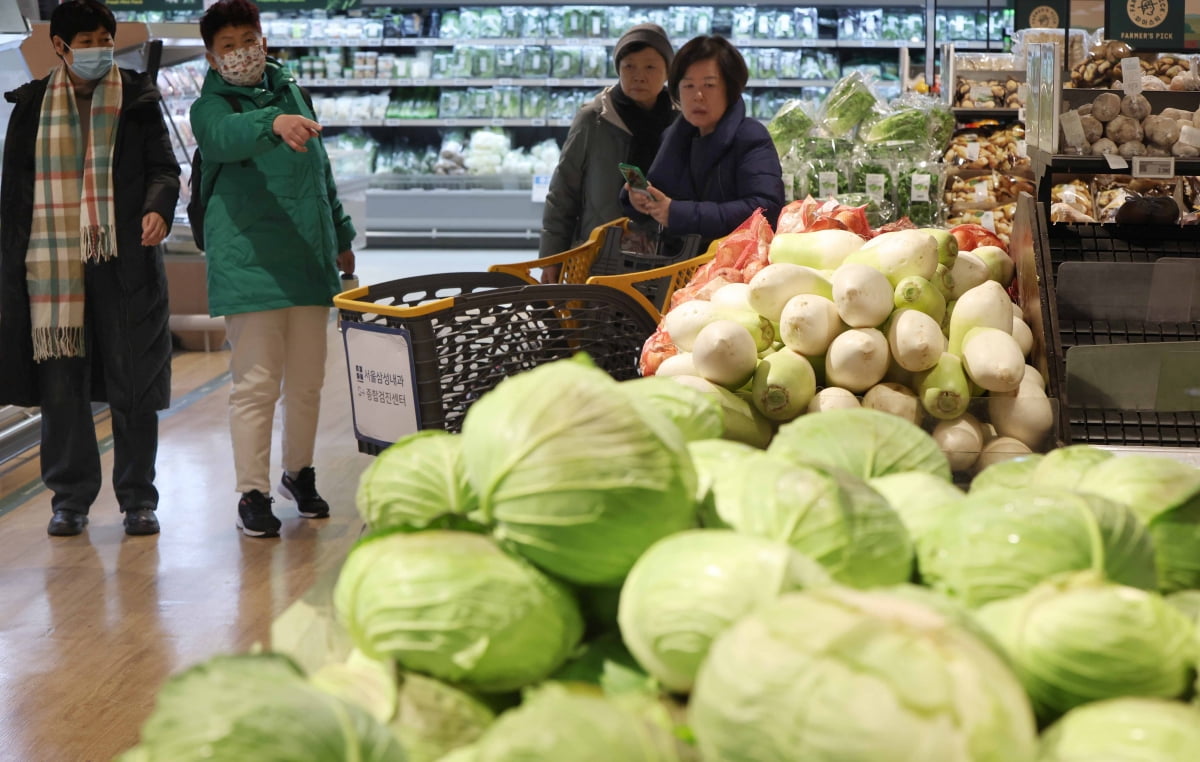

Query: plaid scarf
[[27, 63, 122, 361]]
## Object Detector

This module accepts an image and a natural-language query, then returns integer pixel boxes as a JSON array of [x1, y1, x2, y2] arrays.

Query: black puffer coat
[[0, 69, 180, 409]]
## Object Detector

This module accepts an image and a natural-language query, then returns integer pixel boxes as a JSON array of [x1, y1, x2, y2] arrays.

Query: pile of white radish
[[653, 226, 1056, 473]]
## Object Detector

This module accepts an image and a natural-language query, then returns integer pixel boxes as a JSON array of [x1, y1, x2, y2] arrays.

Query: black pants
[[35, 271, 160, 516]]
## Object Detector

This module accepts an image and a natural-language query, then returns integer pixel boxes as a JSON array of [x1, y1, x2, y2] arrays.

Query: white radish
[[1011, 315, 1034, 357], [825, 328, 889, 393], [692, 320, 759, 390], [1011, 301, 1024, 320], [932, 414, 984, 472], [887, 309, 945, 372], [807, 386, 861, 412], [1021, 364, 1046, 391], [975, 436, 1035, 473], [947, 280, 1014, 355], [747, 263, 833, 322], [832, 263, 894, 328], [972, 245, 1015, 286], [779, 293, 845, 356], [662, 300, 719, 352], [656, 352, 698, 377], [768, 229, 865, 269], [710, 282, 754, 311], [960, 326, 1026, 393], [751, 348, 817, 422], [863, 382, 922, 425], [848, 229, 941, 286], [989, 375, 1055, 449], [948, 250, 990, 299]]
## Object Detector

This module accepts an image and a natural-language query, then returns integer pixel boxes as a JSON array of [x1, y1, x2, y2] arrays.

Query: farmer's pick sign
[[1106, 0, 1198, 50]]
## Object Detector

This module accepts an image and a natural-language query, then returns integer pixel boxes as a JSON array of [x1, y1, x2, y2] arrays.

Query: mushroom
[[1161, 108, 1194, 121], [1143, 115, 1181, 148], [1172, 141, 1200, 157], [1121, 93, 1152, 120], [1090, 138, 1119, 155], [1145, 145, 1170, 157], [1091, 92, 1122, 122], [1106, 115, 1144, 144]]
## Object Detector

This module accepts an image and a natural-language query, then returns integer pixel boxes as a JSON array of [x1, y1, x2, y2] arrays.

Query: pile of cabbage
[[119, 358, 1200, 762], [649, 222, 1055, 478]]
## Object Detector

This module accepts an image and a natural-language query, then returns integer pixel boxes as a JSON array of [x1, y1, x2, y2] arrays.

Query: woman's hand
[[141, 212, 168, 246], [273, 114, 322, 152], [626, 184, 672, 227]]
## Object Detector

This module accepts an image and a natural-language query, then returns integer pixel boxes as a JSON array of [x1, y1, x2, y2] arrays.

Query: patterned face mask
[[216, 44, 266, 87]]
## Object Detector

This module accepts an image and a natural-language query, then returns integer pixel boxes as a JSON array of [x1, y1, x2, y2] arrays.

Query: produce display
[[1059, 90, 1200, 160], [640, 198, 1047, 478], [952, 74, 1024, 109], [1049, 175, 1197, 225], [1068, 39, 1198, 91], [119, 344, 1200, 760]]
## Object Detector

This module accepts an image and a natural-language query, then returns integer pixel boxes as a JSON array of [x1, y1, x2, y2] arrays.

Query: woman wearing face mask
[[190, 0, 357, 539], [622, 35, 784, 250], [0, 0, 180, 537], [538, 24, 676, 282]]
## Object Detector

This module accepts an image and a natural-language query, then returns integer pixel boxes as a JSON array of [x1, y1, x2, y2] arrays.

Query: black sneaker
[[279, 467, 330, 519], [237, 490, 281, 538]]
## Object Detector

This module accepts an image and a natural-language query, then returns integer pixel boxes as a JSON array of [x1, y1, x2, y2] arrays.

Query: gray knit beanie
[[613, 23, 674, 69]]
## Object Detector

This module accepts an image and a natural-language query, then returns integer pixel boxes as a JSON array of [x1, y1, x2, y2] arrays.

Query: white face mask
[[216, 44, 266, 87]]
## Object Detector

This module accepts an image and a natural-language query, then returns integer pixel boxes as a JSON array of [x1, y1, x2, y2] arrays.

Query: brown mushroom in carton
[[1145, 145, 1171, 157], [1172, 141, 1200, 158], [1143, 115, 1181, 148], [1161, 108, 1194, 121], [1106, 114, 1144, 143], [1121, 93, 1152, 120], [1091, 92, 1122, 122], [1090, 137, 1119, 155]]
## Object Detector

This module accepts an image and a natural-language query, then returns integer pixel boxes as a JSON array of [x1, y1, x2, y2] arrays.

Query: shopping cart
[[334, 273, 659, 454], [490, 217, 717, 321]]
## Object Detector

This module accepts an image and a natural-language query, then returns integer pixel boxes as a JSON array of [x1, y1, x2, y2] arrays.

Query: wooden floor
[[0, 320, 374, 761]]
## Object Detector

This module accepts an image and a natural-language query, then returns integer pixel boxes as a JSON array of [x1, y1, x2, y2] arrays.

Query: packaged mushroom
[[953, 75, 1024, 108], [946, 203, 1016, 246], [943, 124, 1030, 173], [944, 171, 1035, 210], [1050, 179, 1096, 221]]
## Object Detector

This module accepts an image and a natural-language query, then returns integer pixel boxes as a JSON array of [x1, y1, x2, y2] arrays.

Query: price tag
[[452, 78, 468, 86], [531, 174, 551, 203], [1103, 153, 1130, 170], [583, 78, 598, 86], [1132, 156, 1175, 179], [1018, 107, 1026, 122], [347, 118, 364, 127], [498, 78, 513, 86], [312, 78, 328, 86], [1121, 57, 1143, 95], [396, 78, 412, 86], [364, 79, 382, 87], [334, 78, 351, 87], [979, 210, 996, 232], [490, 118, 506, 126], [530, 118, 547, 126], [384, 39, 401, 47], [765, 78, 780, 86], [1060, 110, 1087, 149], [1017, 140, 1028, 158], [384, 118, 403, 126], [973, 178, 991, 203], [445, 118, 459, 126], [546, 77, 561, 86], [413, 79, 427, 86], [966, 142, 981, 161], [970, 84, 992, 102], [818, 171, 838, 200], [911, 173, 931, 203], [865, 173, 886, 201]]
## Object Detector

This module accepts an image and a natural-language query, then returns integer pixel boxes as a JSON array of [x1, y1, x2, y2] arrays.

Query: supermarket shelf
[[322, 118, 579, 127], [275, 36, 931, 50], [1028, 146, 1200, 180], [300, 77, 838, 89], [953, 107, 1022, 121]]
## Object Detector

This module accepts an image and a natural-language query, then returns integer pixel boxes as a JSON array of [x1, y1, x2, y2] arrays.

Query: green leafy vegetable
[[769, 407, 952, 481], [819, 72, 879, 138], [356, 430, 481, 533], [711, 451, 914, 587], [689, 588, 1038, 762], [461, 358, 697, 586], [333, 530, 583, 692], [620, 376, 724, 443], [618, 529, 831, 693], [978, 573, 1196, 721], [1039, 697, 1200, 762]]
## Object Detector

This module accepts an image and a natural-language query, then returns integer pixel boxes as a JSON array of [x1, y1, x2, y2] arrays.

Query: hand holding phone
[[619, 163, 654, 198]]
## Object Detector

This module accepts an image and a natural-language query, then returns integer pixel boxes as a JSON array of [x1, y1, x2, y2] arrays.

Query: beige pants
[[224, 306, 329, 495]]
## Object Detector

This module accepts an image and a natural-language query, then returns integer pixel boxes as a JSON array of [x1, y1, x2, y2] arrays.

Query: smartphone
[[618, 163, 653, 198]]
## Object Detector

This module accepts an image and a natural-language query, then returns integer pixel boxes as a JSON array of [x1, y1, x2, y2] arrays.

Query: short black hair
[[668, 35, 748, 109], [199, 0, 262, 50], [49, 0, 116, 46]]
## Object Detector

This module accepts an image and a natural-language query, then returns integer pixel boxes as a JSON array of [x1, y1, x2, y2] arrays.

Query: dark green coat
[[190, 59, 355, 317]]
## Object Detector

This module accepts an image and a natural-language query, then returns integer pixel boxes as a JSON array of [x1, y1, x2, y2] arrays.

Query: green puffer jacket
[[190, 59, 355, 317]]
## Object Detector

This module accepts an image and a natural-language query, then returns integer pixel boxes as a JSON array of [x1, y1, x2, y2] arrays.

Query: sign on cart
[[343, 322, 420, 449]]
